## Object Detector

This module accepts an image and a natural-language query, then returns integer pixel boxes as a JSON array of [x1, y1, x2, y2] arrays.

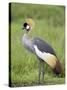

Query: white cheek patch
[[26, 25, 30, 30], [34, 45, 57, 69]]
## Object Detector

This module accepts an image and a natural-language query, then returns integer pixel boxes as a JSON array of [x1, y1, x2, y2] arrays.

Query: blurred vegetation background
[[11, 3, 65, 26], [10, 3, 65, 87]]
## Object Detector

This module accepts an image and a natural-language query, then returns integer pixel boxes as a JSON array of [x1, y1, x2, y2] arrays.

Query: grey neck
[[22, 33, 35, 53]]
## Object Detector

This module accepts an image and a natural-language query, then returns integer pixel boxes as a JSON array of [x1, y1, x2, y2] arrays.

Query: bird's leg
[[38, 60, 41, 84], [42, 61, 45, 83]]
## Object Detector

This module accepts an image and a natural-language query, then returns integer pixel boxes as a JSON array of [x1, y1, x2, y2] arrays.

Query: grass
[[10, 19, 65, 87], [9, 3, 65, 87]]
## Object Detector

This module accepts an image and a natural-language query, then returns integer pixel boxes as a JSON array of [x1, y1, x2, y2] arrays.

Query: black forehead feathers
[[23, 22, 28, 27]]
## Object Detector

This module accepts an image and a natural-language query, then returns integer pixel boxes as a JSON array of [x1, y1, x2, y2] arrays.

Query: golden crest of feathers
[[25, 18, 35, 29]]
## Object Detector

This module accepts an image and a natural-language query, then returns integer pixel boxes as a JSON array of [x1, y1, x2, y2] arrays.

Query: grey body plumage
[[22, 33, 56, 83], [22, 34, 56, 55]]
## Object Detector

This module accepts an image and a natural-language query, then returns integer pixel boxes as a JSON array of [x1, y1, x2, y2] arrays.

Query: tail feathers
[[53, 59, 62, 75]]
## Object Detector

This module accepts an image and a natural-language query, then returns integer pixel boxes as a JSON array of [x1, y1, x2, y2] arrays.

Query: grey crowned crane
[[22, 18, 62, 83]]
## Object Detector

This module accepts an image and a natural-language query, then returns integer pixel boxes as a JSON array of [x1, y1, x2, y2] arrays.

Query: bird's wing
[[34, 45, 57, 68], [32, 37, 56, 56], [34, 44, 62, 75], [32, 37, 62, 75]]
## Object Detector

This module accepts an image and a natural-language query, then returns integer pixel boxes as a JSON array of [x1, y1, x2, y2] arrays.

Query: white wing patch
[[34, 45, 47, 60]]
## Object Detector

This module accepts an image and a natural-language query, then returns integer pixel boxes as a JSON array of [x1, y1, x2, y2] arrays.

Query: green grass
[[10, 3, 65, 87], [10, 19, 65, 87]]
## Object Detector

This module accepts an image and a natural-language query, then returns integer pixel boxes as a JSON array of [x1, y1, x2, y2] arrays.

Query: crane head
[[23, 18, 35, 32]]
